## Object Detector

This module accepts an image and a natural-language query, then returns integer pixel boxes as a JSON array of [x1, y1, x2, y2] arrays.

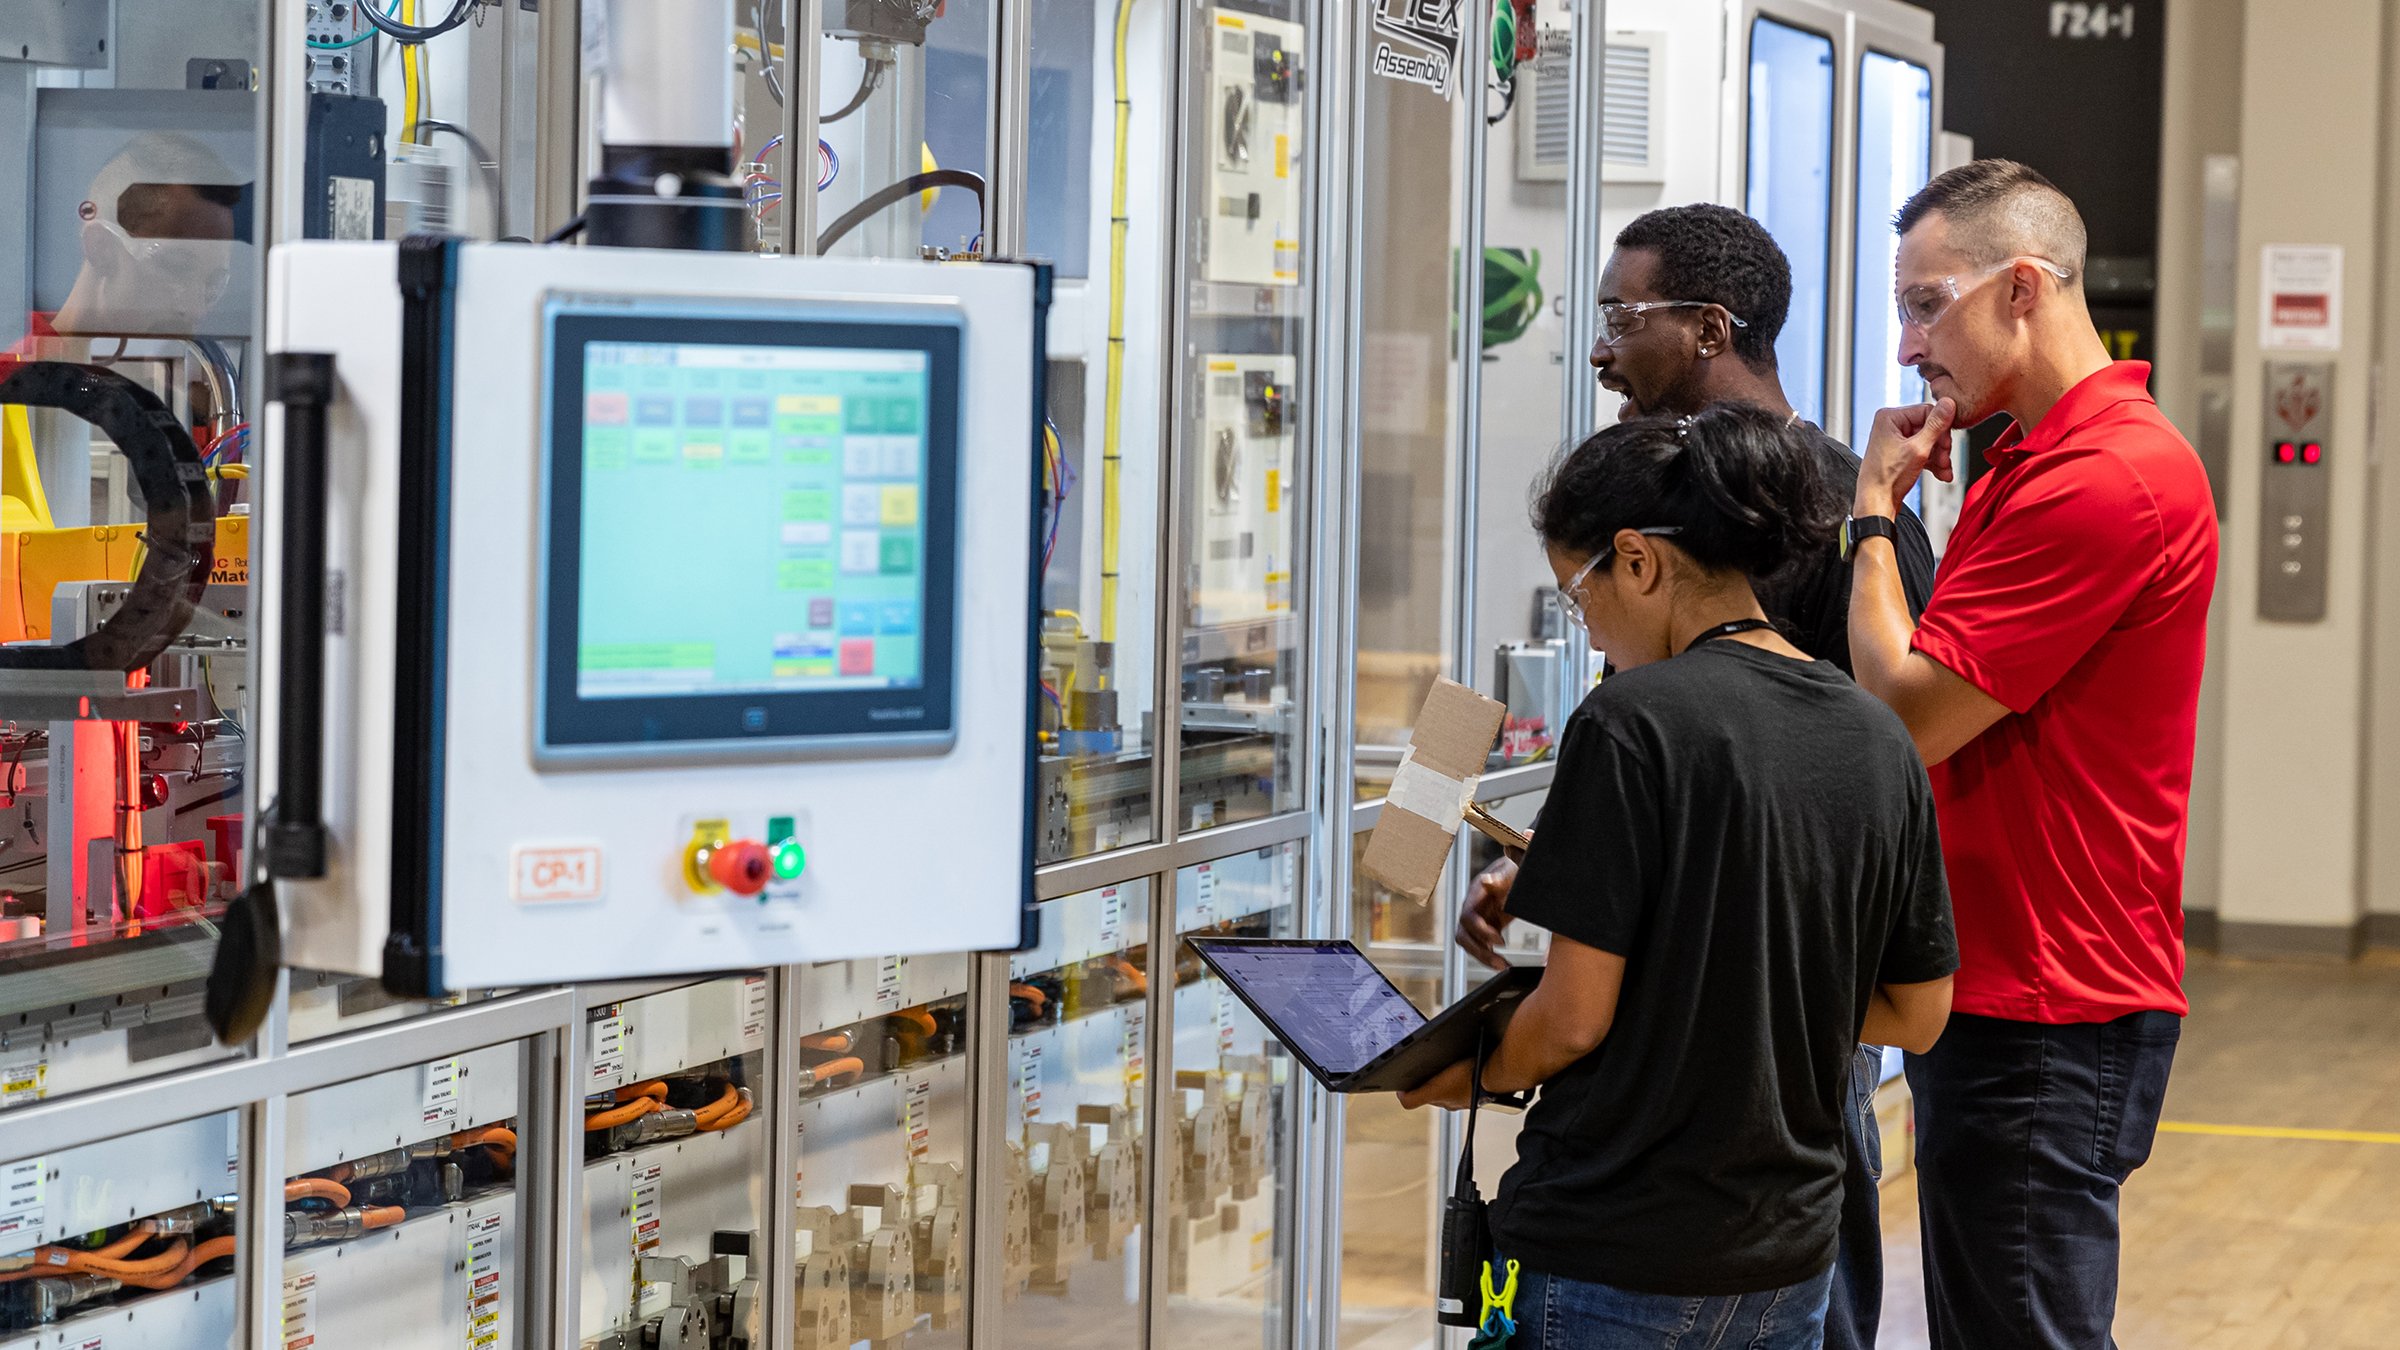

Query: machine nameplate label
[[421, 1057, 464, 1132], [510, 845, 606, 904], [0, 1157, 44, 1242], [741, 976, 770, 1051]]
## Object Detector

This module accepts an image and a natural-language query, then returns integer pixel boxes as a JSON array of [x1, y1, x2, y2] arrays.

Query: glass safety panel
[[790, 955, 973, 1350], [1339, 785, 1547, 1344], [1851, 50, 1933, 447], [1176, 2, 1314, 833], [1161, 843, 1301, 1350], [579, 977, 771, 1350], [1352, 3, 1469, 800], [1337, 831, 1447, 1344], [287, 1042, 534, 1350], [0, 1110, 242, 1343], [814, 0, 991, 261], [0, 0, 266, 1088], [1027, 0, 1166, 861], [1744, 14, 1838, 427], [995, 880, 1153, 1346], [1475, 4, 1585, 768]]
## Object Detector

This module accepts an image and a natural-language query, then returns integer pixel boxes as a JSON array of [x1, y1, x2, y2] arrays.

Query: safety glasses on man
[[1597, 300, 1750, 346], [1894, 255, 2071, 332]]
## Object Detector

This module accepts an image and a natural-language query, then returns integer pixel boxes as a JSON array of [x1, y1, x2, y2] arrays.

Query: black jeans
[[1905, 1010, 2181, 1350], [1823, 1044, 1886, 1350]]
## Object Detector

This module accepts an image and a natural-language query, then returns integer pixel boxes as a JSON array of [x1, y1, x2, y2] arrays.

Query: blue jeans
[[1504, 1265, 1833, 1350], [1906, 1010, 2180, 1349], [1824, 1044, 1886, 1350]]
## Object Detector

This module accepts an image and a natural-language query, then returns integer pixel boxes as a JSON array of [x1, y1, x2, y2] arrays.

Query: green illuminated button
[[772, 838, 806, 881]]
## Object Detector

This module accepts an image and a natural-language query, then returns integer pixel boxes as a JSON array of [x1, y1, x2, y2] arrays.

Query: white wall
[[2210, 0, 2386, 940]]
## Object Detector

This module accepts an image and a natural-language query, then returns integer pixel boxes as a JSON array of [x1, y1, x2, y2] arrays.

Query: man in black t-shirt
[[1461, 205, 1939, 1349]]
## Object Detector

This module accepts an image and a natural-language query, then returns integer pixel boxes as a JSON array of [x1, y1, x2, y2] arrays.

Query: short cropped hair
[[1895, 159, 2088, 280], [1614, 204, 1790, 366]]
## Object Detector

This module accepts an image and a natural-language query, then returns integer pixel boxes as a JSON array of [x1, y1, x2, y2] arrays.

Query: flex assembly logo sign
[[1372, 0, 1462, 100]]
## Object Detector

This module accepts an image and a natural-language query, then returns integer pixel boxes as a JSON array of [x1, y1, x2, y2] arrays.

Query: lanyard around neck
[[1681, 616, 1776, 655]]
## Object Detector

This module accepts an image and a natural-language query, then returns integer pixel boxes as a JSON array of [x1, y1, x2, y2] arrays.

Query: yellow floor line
[[2159, 1121, 2400, 1146]]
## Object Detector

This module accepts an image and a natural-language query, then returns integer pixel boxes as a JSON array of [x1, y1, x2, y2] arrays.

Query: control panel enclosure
[[266, 242, 1041, 992]]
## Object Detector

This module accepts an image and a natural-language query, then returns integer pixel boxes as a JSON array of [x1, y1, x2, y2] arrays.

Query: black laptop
[[1186, 937, 1540, 1093]]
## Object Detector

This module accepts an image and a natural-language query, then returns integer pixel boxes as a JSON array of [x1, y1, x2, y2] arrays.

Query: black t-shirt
[[1753, 426, 1938, 673], [1492, 641, 1957, 1296]]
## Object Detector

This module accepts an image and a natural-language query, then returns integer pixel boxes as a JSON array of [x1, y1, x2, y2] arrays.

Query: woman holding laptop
[[1401, 404, 1956, 1348]]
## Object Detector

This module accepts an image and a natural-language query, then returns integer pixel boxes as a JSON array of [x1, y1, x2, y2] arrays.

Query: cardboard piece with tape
[[1360, 679, 1510, 901]]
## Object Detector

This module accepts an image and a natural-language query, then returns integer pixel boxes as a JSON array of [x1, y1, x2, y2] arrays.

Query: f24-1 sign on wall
[[2051, 2, 2136, 38]]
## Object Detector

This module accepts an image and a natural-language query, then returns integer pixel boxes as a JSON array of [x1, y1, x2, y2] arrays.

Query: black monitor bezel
[[538, 308, 962, 757]]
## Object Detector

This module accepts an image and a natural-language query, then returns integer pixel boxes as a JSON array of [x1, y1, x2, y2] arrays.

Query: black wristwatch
[[1840, 515, 1898, 561]]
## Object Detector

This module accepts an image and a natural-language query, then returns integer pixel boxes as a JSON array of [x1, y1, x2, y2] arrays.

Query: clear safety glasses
[[1895, 256, 2072, 332], [1597, 301, 1750, 345], [1557, 528, 1683, 630]]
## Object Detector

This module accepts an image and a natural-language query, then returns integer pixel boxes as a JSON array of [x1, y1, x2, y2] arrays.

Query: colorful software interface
[[576, 341, 932, 699]]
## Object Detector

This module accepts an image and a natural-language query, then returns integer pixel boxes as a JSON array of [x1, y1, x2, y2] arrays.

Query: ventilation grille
[[1530, 48, 1574, 171], [1513, 29, 1574, 184], [1602, 41, 1653, 167]]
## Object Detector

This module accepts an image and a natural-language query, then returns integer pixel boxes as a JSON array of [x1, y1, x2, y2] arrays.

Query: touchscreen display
[[1204, 941, 1427, 1075], [575, 341, 932, 700]]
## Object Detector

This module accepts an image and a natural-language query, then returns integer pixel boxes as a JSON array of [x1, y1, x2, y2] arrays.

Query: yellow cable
[[732, 31, 788, 61], [1099, 0, 1134, 659], [400, 0, 421, 145]]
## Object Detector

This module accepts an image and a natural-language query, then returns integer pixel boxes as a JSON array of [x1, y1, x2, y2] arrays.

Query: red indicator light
[[2304, 443, 2323, 465], [2277, 442, 2296, 464]]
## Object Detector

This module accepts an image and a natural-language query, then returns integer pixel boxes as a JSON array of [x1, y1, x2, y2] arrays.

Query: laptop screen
[[1198, 940, 1427, 1075]]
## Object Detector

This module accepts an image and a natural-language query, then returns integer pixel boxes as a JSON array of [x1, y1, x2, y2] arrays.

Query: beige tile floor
[[1325, 950, 2400, 1348], [1878, 950, 2400, 1349]]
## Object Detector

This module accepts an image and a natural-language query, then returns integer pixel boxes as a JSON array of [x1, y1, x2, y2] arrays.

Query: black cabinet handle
[[259, 352, 337, 881]]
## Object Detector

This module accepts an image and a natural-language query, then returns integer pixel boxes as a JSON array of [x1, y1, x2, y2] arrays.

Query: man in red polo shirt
[[1844, 160, 2218, 1347]]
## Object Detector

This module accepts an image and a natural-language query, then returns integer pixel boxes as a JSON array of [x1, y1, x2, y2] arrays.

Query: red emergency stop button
[[707, 840, 773, 896]]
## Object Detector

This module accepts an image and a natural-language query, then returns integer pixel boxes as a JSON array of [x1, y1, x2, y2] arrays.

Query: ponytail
[[1529, 402, 1840, 578]]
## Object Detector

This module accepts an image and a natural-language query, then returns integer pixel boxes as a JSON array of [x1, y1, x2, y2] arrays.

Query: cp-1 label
[[510, 844, 606, 904]]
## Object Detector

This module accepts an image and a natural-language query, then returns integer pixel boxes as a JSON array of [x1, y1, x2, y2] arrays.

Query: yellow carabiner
[[1479, 1257, 1521, 1328]]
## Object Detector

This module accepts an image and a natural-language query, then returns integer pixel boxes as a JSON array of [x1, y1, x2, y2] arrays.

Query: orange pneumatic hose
[[455, 1125, 518, 1168], [692, 1084, 755, 1132], [285, 1177, 352, 1207], [92, 1229, 150, 1260], [360, 1206, 404, 1231], [585, 1096, 663, 1132], [0, 1239, 191, 1283], [802, 1055, 866, 1090], [117, 1235, 237, 1291]]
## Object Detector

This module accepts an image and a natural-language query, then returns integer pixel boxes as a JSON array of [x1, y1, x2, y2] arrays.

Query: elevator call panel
[[2258, 361, 2331, 623]]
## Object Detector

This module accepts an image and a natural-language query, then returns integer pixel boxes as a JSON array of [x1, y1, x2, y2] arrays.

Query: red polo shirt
[[1912, 361, 2219, 1023]]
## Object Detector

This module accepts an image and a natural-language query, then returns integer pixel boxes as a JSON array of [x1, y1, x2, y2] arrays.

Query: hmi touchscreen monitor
[[539, 307, 963, 758]]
